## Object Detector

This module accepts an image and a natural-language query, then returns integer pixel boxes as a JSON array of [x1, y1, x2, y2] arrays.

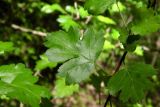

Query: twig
[[11, 24, 47, 37], [104, 94, 111, 107], [103, 1, 129, 106], [109, 99, 112, 107], [115, 2, 127, 27], [114, 51, 127, 73], [104, 51, 128, 107], [74, 2, 80, 20], [85, 16, 92, 24], [20, 102, 24, 107], [151, 52, 158, 66]]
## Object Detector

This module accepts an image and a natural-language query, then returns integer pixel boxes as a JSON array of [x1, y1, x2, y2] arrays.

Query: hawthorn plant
[[0, 0, 160, 107]]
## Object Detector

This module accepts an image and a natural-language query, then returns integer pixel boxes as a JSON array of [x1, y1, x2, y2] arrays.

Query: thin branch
[[74, 2, 80, 20], [104, 51, 128, 107], [11, 24, 47, 37], [20, 102, 24, 107], [104, 94, 111, 107], [103, 1, 129, 106], [109, 99, 112, 107], [114, 51, 128, 73], [85, 16, 92, 24], [115, 1, 127, 28]]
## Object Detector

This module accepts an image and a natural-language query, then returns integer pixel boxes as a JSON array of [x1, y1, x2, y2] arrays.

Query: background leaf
[[35, 55, 57, 71], [84, 0, 116, 14], [53, 77, 79, 98], [131, 8, 160, 35], [0, 41, 14, 54]]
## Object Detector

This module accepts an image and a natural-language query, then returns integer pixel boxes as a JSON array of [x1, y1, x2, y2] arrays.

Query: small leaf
[[97, 15, 116, 25], [53, 77, 79, 98], [118, 28, 128, 44], [111, 29, 120, 40], [78, 7, 89, 18], [41, 4, 66, 14], [57, 15, 79, 31], [0, 41, 14, 54], [65, 5, 75, 13], [35, 55, 57, 71], [124, 34, 141, 52], [134, 45, 143, 56], [103, 40, 115, 51], [126, 35, 140, 44], [109, 2, 126, 13], [85, 0, 116, 14], [108, 62, 156, 102]]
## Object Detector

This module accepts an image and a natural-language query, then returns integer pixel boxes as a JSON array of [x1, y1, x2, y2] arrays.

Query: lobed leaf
[[131, 8, 160, 35], [0, 64, 51, 107], [45, 27, 105, 84], [108, 62, 156, 102]]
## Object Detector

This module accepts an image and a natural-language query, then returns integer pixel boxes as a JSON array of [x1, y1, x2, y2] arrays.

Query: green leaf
[[134, 45, 143, 56], [65, 5, 75, 13], [111, 29, 120, 40], [124, 34, 141, 52], [97, 15, 116, 25], [65, 6, 89, 18], [57, 15, 79, 31], [0, 41, 14, 54], [0, 64, 51, 107], [53, 77, 79, 98], [103, 40, 115, 51], [84, 0, 116, 14], [118, 28, 128, 44], [78, 7, 89, 18], [131, 8, 160, 35], [58, 57, 94, 84], [109, 2, 126, 13], [45, 28, 105, 84], [41, 4, 66, 14], [35, 55, 57, 71], [108, 62, 156, 102], [45, 28, 80, 62]]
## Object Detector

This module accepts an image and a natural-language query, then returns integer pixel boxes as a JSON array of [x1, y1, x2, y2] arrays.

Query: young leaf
[[45, 28, 105, 84], [53, 77, 79, 98], [35, 55, 57, 71], [124, 34, 141, 52], [0, 64, 51, 107], [41, 4, 66, 14], [97, 15, 116, 25], [0, 41, 14, 54], [84, 0, 116, 14], [78, 7, 89, 18], [57, 15, 79, 31], [107, 62, 156, 102]]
